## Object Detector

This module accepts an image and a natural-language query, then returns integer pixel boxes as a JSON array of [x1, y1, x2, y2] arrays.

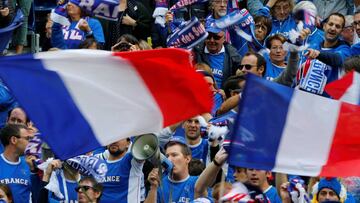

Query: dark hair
[[325, 12, 346, 28], [343, 55, 360, 73], [0, 183, 13, 202], [243, 52, 267, 77], [79, 176, 103, 202], [254, 15, 272, 37], [7, 107, 30, 125], [0, 124, 28, 147], [266, 34, 287, 49], [164, 141, 192, 157], [116, 34, 139, 45], [79, 38, 98, 49], [188, 158, 205, 176], [223, 75, 246, 98]]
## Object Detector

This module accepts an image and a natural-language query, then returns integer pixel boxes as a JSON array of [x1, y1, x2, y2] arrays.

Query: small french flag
[[228, 74, 360, 177]]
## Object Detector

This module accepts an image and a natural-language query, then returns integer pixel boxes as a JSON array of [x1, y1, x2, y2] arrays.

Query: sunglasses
[[207, 33, 223, 40], [239, 64, 256, 70], [15, 136, 31, 141], [75, 185, 94, 193]]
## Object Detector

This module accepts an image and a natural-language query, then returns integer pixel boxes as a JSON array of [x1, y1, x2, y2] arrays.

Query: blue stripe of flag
[[228, 74, 294, 170], [0, 54, 101, 160]]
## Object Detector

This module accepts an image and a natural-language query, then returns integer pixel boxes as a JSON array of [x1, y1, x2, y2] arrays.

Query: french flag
[[0, 49, 213, 160], [228, 74, 360, 177], [325, 70, 360, 105]]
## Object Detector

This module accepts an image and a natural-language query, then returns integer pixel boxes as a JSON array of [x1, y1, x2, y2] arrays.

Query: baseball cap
[[205, 19, 223, 34], [164, 136, 187, 149]]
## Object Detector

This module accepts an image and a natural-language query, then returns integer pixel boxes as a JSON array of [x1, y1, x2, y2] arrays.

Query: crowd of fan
[[0, 0, 360, 202]]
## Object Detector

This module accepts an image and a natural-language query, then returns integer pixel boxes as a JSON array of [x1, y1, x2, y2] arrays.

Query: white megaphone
[[131, 134, 173, 173]]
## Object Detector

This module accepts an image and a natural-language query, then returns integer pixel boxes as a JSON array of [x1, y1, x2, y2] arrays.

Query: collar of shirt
[[204, 46, 225, 55]]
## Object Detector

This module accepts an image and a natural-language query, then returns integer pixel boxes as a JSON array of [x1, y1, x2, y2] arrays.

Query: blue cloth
[[263, 54, 286, 80], [51, 17, 104, 49], [189, 138, 209, 163], [255, 6, 296, 38], [0, 154, 32, 203], [99, 153, 143, 203], [212, 92, 224, 116], [264, 186, 281, 203], [299, 28, 325, 64], [351, 42, 360, 56], [48, 172, 78, 203], [0, 82, 18, 128], [157, 176, 198, 203], [208, 52, 225, 88]]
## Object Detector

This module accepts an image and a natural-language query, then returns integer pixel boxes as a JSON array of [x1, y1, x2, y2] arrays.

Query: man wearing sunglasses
[[76, 176, 103, 203], [193, 24, 241, 89], [0, 124, 36, 203]]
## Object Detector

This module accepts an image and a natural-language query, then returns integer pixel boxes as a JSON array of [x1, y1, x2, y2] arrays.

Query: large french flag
[[0, 49, 213, 160], [325, 70, 360, 105], [228, 74, 360, 177]]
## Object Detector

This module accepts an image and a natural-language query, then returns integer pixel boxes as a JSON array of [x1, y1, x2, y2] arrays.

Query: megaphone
[[131, 133, 173, 173]]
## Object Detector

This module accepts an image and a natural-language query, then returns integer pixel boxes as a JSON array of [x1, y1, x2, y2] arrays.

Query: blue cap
[[165, 136, 187, 149], [205, 19, 223, 34]]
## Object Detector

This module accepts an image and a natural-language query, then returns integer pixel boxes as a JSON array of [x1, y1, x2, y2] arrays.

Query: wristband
[[213, 159, 221, 166]]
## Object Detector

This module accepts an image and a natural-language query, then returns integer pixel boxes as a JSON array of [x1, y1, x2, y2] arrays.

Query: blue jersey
[[48, 171, 78, 203], [99, 153, 143, 203], [264, 54, 286, 80], [189, 139, 209, 163], [264, 185, 281, 203], [0, 154, 32, 203], [212, 92, 224, 116], [52, 18, 104, 49], [207, 51, 225, 88], [157, 176, 198, 203]]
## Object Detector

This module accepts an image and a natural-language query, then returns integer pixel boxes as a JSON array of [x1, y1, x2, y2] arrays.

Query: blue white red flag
[[228, 74, 360, 177], [325, 70, 360, 105], [0, 49, 212, 160]]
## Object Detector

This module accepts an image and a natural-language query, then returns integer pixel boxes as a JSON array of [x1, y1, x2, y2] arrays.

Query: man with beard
[[97, 138, 144, 203], [0, 124, 35, 203], [305, 13, 351, 83], [350, 11, 360, 56]]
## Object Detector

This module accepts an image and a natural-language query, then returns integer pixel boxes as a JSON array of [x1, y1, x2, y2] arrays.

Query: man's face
[[341, 26, 354, 45], [324, 15, 344, 43], [7, 108, 27, 125], [183, 117, 201, 140], [353, 13, 360, 37], [233, 167, 247, 183], [212, 0, 227, 19], [246, 169, 270, 188], [165, 144, 190, 176], [269, 39, 286, 64], [204, 76, 216, 92], [240, 55, 263, 77], [205, 31, 225, 54], [255, 22, 268, 42], [15, 128, 31, 155], [107, 138, 130, 156], [77, 180, 101, 203], [318, 188, 340, 203], [273, 1, 291, 21]]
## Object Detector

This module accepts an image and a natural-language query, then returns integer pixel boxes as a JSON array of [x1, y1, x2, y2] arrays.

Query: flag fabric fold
[[0, 49, 213, 160], [229, 74, 360, 177]]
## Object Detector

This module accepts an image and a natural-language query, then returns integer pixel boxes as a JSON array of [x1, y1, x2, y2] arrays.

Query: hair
[[223, 75, 246, 98], [7, 107, 30, 125], [270, 0, 294, 18], [343, 55, 360, 73], [243, 52, 267, 77], [254, 15, 272, 37], [188, 158, 205, 176], [79, 176, 103, 202], [195, 63, 212, 74], [79, 38, 99, 49], [325, 12, 346, 28], [0, 183, 13, 202], [266, 34, 287, 49], [164, 141, 192, 157], [116, 34, 139, 45], [0, 124, 28, 147], [212, 182, 232, 201], [138, 40, 152, 50]]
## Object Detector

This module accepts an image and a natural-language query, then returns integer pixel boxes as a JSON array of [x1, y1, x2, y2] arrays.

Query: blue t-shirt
[[48, 172, 78, 203], [99, 153, 143, 203], [264, 54, 286, 80], [264, 185, 282, 203], [157, 175, 198, 203], [189, 139, 209, 163], [207, 52, 225, 88], [0, 154, 32, 203]]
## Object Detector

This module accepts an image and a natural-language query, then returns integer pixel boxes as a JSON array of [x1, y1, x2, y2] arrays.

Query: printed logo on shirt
[[100, 176, 121, 182], [0, 178, 29, 185]]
